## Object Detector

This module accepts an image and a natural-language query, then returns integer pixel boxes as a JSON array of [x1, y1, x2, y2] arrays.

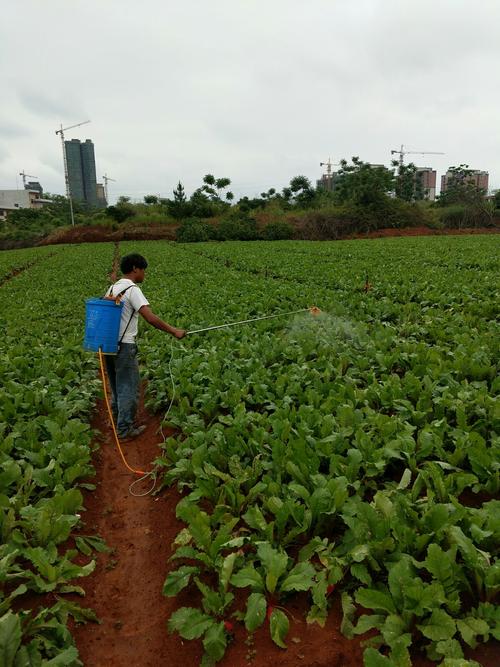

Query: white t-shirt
[[108, 279, 149, 344]]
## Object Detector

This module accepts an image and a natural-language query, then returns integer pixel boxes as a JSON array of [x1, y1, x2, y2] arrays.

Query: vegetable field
[[1, 236, 499, 666]]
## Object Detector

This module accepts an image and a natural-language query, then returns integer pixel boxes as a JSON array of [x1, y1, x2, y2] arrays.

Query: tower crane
[[19, 171, 38, 188], [391, 144, 444, 168], [319, 157, 341, 190], [55, 120, 91, 225], [102, 174, 116, 203]]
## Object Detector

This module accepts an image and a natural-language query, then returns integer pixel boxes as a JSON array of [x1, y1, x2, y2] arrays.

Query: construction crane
[[319, 157, 342, 178], [391, 144, 444, 168], [319, 157, 341, 191], [102, 174, 116, 204], [19, 171, 38, 188], [55, 120, 91, 226]]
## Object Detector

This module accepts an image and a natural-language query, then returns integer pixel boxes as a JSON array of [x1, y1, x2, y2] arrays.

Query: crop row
[[1, 244, 113, 664], [123, 239, 499, 666], [0, 246, 59, 284]]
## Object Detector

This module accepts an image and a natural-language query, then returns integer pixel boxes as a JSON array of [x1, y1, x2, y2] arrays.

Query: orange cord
[[98, 348, 148, 476]]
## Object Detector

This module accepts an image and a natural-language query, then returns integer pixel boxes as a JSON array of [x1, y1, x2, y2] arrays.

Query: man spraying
[[105, 253, 186, 441]]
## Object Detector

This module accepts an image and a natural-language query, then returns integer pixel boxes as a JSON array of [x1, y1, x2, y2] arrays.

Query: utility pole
[[55, 120, 91, 225], [19, 171, 38, 188], [102, 174, 116, 205]]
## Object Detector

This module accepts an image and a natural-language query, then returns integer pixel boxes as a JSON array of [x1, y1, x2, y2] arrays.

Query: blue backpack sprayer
[[84, 290, 321, 489]]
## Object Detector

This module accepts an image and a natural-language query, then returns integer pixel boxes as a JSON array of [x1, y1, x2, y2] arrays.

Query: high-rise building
[[96, 183, 107, 208], [64, 138, 99, 207], [441, 169, 489, 193], [416, 168, 437, 200]]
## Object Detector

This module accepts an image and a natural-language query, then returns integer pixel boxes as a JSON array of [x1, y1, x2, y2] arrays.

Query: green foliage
[[393, 162, 425, 202], [105, 203, 135, 223], [136, 236, 500, 664], [437, 165, 486, 207], [262, 221, 294, 240], [176, 218, 213, 243], [333, 157, 395, 207], [0, 244, 114, 659]]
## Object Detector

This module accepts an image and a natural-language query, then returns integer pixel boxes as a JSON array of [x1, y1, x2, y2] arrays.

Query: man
[[105, 253, 186, 441]]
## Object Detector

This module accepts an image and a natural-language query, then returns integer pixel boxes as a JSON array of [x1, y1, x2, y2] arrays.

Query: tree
[[334, 157, 395, 207], [117, 195, 131, 204], [392, 162, 425, 202], [144, 195, 158, 205], [437, 165, 487, 207], [200, 174, 233, 202], [167, 182, 192, 220]]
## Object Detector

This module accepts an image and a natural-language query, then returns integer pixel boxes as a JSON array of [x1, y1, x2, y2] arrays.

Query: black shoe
[[119, 425, 146, 442]]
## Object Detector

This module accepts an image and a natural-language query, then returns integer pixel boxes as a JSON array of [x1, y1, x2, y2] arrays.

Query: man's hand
[[173, 328, 187, 339], [139, 306, 187, 338]]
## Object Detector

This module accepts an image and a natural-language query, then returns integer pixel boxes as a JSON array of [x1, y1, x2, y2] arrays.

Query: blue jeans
[[104, 343, 139, 436]]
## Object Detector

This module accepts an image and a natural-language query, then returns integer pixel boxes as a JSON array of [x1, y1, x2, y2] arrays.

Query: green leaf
[[269, 608, 289, 649], [381, 614, 407, 646], [417, 608, 456, 641], [245, 593, 267, 632], [168, 607, 214, 640], [256, 542, 288, 594], [363, 647, 397, 666], [280, 561, 316, 593], [163, 566, 199, 596], [306, 605, 328, 627], [341, 592, 356, 638], [220, 553, 237, 593], [202, 621, 227, 661], [355, 588, 396, 614], [231, 565, 264, 591], [243, 506, 268, 533], [0, 612, 21, 667], [456, 617, 490, 647], [43, 647, 80, 666], [353, 614, 385, 635]]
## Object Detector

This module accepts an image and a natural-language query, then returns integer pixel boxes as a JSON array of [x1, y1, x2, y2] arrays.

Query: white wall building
[[0, 189, 51, 221]]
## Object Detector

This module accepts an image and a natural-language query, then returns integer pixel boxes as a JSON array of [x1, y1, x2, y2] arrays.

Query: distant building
[[441, 169, 489, 193], [64, 138, 99, 208], [24, 181, 43, 195], [416, 168, 437, 200], [0, 189, 51, 221], [316, 173, 341, 192], [317, 164, 387, 192], [96, 183, 107, 208]]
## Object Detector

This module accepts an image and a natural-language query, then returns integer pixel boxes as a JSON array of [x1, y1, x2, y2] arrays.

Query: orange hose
[[98, 348, 147, 476]]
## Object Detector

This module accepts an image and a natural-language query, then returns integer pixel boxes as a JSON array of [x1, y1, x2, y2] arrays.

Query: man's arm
[[139, 305, 186, 339]]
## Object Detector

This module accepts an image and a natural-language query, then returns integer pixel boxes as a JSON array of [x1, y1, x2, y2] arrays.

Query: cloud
[[17, 90, 85, 122], [0, 0, 499, 197]]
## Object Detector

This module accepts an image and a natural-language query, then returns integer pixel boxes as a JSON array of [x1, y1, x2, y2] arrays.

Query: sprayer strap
[[105, 284, 138, 346]]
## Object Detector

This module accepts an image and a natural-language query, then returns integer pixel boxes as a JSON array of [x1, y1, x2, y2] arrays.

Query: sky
[[1, 0, 499, 203]]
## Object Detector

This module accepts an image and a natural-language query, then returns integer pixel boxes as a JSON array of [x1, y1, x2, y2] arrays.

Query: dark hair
[[120, 253, 148, 274]]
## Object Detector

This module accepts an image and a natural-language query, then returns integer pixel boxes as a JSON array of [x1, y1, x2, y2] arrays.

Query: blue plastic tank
[[84, 298, 123, 354]]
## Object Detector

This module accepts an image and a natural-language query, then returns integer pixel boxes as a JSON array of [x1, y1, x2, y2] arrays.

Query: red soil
[[72, 388, 499, 666]]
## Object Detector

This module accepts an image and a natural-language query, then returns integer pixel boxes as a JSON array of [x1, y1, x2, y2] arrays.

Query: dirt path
[[71, 387, 201, 666]]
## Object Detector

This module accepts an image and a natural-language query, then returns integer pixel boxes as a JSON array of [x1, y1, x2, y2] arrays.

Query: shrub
[[215, 215, 259, 241], [176, 218, 212, 243], [105, 204, 135, 223], [262, 221, 294, 240]]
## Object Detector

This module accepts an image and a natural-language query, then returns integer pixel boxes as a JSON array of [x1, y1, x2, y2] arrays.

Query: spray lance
[[107, 304, 322, 496], [185, 305, 322, 336]]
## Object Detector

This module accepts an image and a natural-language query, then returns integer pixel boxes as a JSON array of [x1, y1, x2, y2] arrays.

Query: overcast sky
[[1, 0, 499, 202]]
